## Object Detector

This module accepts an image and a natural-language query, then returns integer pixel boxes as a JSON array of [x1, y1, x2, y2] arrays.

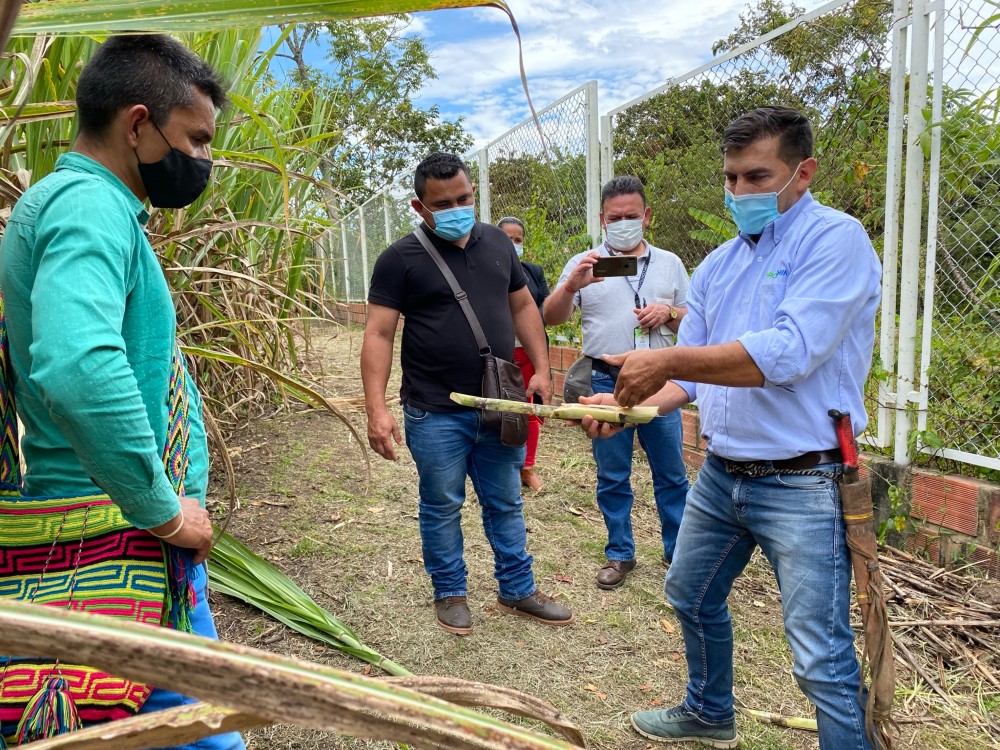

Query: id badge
[[634, 327, 650, 350]]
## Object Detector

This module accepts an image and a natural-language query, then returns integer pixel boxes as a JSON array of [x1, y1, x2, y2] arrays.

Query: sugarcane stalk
[[449, 392, 658, 424], [736, 705, 818, 731]]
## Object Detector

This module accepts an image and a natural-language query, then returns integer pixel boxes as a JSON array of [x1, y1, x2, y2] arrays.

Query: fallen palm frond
[[21, 703, 270, 749], [207, 531, 408, 676], [0, 600, 585, 749]]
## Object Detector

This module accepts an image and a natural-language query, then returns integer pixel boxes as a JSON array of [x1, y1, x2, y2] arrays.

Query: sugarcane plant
[[0, 599, 585, 749], [0, 1, 577, 748]]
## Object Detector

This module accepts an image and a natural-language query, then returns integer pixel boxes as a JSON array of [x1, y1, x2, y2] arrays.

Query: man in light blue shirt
[[583, 107, 881, 749]]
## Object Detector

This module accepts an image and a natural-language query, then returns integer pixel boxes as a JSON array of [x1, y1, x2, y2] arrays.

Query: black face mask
[[135, 122, 212, 209]]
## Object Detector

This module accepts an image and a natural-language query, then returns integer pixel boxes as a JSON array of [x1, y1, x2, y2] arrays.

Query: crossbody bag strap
[[413, 226, 492, 355]]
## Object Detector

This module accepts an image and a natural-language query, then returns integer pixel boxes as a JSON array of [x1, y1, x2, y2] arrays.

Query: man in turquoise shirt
[[0, 35, 244, 750], [583, 107, 882, 749]]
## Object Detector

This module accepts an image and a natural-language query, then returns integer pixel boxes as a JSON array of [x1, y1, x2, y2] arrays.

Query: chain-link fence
[[913, 0, 999, 470], [602, 0, 892, 282], [320, 0, 998, 473], [323, 169, 417, 302], [467, 81, 601, 287]]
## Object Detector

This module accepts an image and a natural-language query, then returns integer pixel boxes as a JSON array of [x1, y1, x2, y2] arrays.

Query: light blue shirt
[[675, 191, 881, 461]]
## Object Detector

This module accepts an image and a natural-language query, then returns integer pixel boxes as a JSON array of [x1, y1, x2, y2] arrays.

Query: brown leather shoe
[[596, 559, 637, 590], [435, 596, 472, 635], [496, 590, 573, 625], [520, 467, 543, 492]]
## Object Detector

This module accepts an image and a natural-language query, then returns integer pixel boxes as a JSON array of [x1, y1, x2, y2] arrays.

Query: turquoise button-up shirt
[[0, 152, 208, 527], [675, 191, 882, 461]]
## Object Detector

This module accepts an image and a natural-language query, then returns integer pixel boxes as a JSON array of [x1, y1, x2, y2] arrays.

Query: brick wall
[[340, 302, 999, 578]]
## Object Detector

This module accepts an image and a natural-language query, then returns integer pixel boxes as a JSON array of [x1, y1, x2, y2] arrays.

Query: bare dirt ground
[[208, 323, 998, 750]]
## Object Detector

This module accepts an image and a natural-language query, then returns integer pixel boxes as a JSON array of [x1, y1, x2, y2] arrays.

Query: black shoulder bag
[[413, 227, 528, 447]]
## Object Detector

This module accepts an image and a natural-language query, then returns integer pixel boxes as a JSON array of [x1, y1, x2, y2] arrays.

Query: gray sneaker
[[631, 705, 738, 748]]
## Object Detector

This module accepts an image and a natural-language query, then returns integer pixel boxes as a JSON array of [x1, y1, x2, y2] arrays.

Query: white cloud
[[414, 0, 762, 144], [412, 0, 835, 145]]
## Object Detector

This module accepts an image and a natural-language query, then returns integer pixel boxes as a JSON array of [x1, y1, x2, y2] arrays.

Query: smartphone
[[592, 255, 638, 277]]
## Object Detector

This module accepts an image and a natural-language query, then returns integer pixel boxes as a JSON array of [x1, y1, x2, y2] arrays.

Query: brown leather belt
[[721, 449, 843, 472]]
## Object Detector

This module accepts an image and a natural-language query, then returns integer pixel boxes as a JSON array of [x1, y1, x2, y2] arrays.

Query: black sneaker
[[631, 705, 738, 748]]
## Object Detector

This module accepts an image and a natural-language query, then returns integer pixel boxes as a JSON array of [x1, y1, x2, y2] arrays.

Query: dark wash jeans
[[403, 404, 535, 601]]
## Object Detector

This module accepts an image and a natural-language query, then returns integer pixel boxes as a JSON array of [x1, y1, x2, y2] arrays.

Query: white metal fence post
[[586, 81, 602, 247], [340, 223, 350, 301], [359, 210, 370, 302], [917, 5, 946, 445], [871, 0, 909, 451], [477, 148, 491, 225], [599, 113, 612, 190], [383, 192, 393, 251], [894, 0, 931, 465]]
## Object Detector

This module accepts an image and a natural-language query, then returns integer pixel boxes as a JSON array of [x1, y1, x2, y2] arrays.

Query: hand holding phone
[[592, 255, 638, 277]]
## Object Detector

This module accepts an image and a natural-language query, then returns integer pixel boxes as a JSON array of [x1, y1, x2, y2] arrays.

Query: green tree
[[279, 17, 472, 204]]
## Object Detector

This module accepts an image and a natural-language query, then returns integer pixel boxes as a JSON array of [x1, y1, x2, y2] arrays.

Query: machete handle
[[828, 409, 859, 473]]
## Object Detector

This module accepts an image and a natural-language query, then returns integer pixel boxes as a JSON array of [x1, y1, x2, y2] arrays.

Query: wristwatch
[[667, 305, 678, 320]]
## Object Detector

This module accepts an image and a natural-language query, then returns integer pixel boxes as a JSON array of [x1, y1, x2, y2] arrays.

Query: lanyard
[[626, 255, 650, 308]]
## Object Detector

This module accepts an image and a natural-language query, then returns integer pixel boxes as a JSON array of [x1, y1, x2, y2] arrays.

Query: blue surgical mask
[[513, 242, 524, 258], [724, 163, 801, 234], [423, 203, 476, 240]]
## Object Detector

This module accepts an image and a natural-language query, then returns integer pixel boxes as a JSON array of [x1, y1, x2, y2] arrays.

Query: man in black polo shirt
[[361, 152, 573, 635]]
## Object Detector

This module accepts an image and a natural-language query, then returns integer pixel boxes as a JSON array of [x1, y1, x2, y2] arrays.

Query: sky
[[404, 0, 827, 148]]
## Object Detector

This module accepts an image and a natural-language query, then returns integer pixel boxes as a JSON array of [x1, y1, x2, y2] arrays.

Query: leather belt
[[591, 358, 622, 380], [721, 449, 843, 472]]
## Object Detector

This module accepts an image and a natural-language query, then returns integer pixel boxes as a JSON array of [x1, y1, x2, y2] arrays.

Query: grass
[[208, 323, 1000, 750]]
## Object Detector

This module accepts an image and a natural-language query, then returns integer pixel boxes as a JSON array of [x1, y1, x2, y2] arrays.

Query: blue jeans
[[403, 405, 535, 601], [665, 453, 872, 750], [137, 563, 246, 750], [590, 371, 688, 562]]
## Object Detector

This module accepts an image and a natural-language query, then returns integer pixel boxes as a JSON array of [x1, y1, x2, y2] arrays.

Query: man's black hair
[[76, 34, 227, 137], [721, 106, 813, 166], [413, 152, 471, 200], [601, 175, 646, 210]]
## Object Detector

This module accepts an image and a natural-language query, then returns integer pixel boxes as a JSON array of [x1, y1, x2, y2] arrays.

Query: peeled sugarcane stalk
[[449, 392, 659, 424], [736, 705, 818, 731]]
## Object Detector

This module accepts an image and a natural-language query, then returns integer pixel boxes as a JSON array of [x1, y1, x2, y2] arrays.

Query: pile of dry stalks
[[879, 545, 1000, 737]]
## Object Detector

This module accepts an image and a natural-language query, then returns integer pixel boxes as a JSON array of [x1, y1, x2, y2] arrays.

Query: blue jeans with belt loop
[[403, 404, 536, 601], [590, 371, 688, 563], [665, 453, 873, 750], [137, 562, 247, 750]]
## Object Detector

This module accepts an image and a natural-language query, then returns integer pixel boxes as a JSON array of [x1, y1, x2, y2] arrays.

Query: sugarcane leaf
[[13, 0, 513, 35]]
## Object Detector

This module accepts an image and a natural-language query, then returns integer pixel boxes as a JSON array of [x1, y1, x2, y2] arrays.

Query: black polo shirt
[[368, 221, 527, 412]]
